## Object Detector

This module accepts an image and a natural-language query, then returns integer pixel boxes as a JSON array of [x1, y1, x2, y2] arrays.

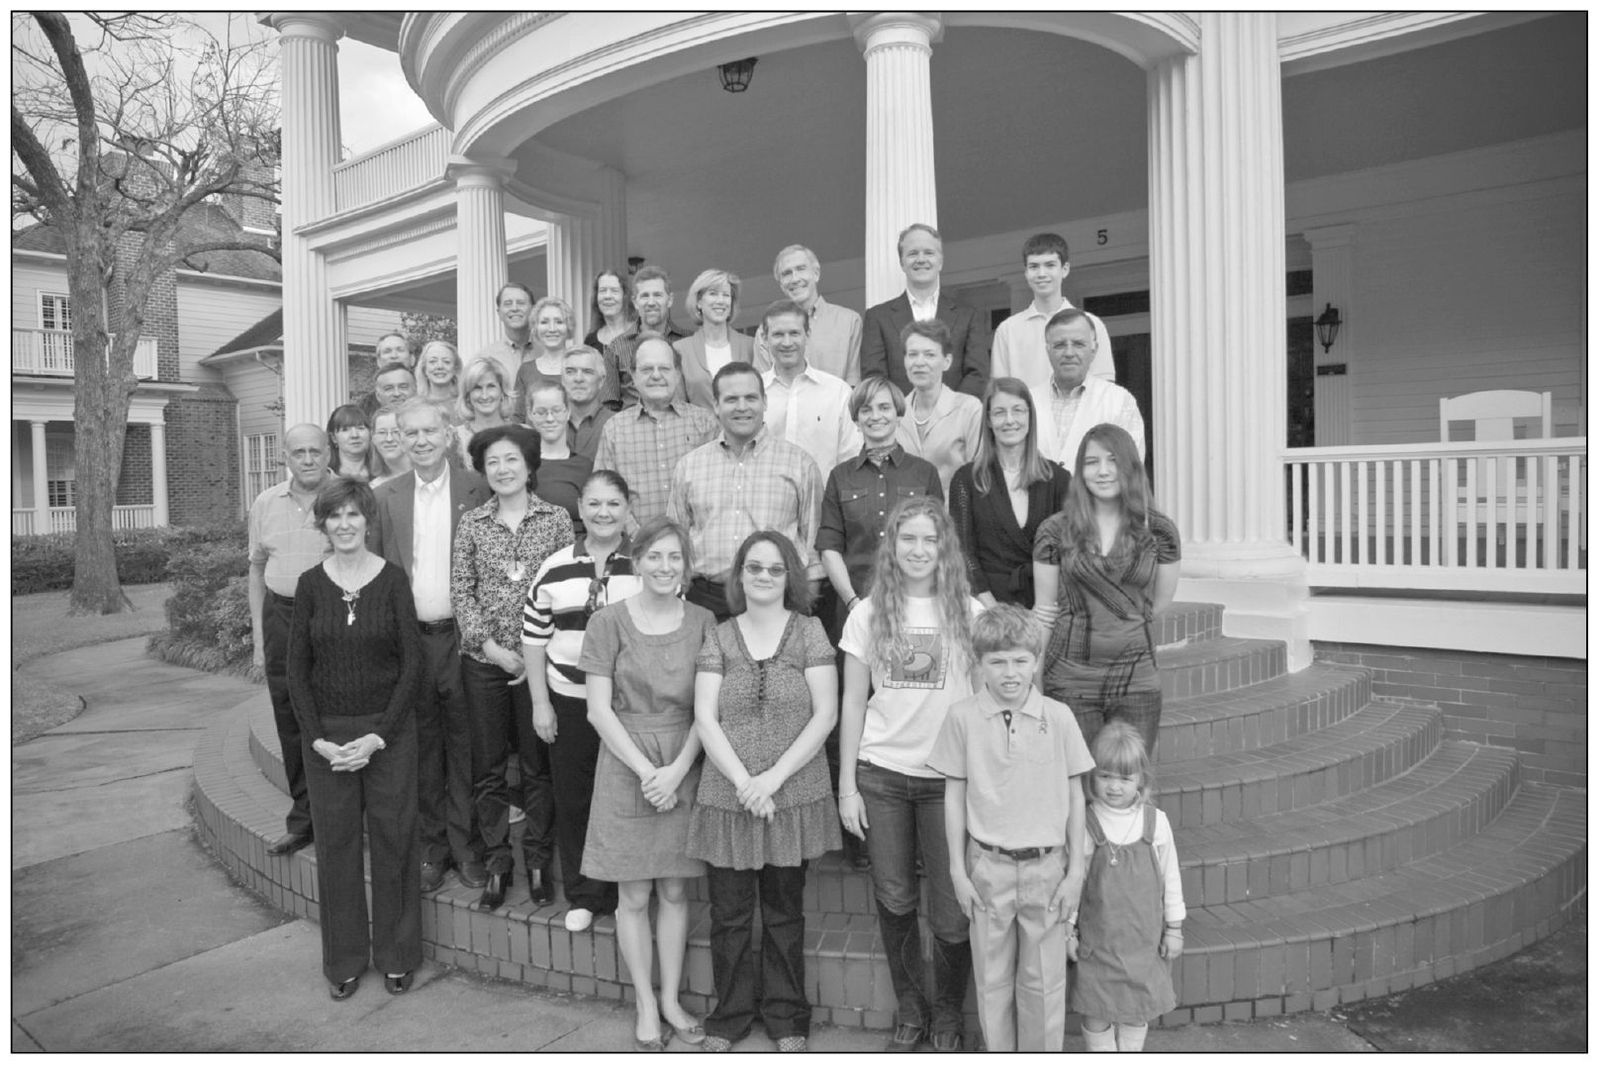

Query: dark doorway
[[1287, 315, 1315, 448], [1108, 332, 1153, 479]]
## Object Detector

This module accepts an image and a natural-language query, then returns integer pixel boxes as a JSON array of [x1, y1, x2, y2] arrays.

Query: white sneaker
[[564, 907, 594, 932], [509, 804, 526, 824]]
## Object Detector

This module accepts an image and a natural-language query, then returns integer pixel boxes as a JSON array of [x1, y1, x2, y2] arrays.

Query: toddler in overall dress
[[1069, 721, 1185, 1051]]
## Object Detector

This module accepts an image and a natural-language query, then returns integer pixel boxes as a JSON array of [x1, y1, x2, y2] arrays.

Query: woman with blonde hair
[[454, 356, 517, 467], [673, 268, 753, 410], [514, 296, 577, 410], [415, 340, 462, 415], [837, 495, 982, 1052]]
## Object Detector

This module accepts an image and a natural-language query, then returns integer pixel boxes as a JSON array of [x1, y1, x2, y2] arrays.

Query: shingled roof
[[13, 202, 281, 282]]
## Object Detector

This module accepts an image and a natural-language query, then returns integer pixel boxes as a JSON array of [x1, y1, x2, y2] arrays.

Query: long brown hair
[[1061, 423, 1155, 555], [972, 377, 1054, 497], [865, 496, 974, 676]]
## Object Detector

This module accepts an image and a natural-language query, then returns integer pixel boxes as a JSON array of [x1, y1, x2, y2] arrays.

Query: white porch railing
[[1283, 438, 1587, 594], [332, 124, 451, 213], [11, 505, 159, 537], [12, 329, 159, 379]]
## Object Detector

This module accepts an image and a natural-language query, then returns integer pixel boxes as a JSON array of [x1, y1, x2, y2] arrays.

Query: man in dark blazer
[[861, 223, 991, 399], [370, 397, 493, 894]]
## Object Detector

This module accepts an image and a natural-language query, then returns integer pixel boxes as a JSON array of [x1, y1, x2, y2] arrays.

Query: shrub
[[148, 536, 259, 678], [11, 521, 246, 595]]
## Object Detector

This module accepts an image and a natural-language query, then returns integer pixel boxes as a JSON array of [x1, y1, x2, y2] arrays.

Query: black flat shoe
[[384, 971, 414, 995], [329, 976, 359, 1001], [478, 871, 507, 911]]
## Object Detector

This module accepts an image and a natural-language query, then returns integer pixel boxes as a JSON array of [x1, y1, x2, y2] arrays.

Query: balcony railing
[[332, 124, 451, 213], [12, 505, 159, 537], [12, 329, 158, 379], [1283, 438, 1587, 595]]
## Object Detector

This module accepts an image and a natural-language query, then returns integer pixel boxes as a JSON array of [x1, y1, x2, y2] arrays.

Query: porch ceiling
[[524, 16, 1581, 283]]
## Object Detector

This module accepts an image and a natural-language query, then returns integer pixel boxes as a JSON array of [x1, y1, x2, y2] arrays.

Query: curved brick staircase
[[190, 601, 1585, 1029]]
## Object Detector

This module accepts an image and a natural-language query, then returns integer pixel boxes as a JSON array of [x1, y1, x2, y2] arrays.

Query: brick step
[[1153, 601, 1223, 646], [1157, 702, 1441, 829], [197, 694, 901, 1027], [1157, 637, 1288, 700], [1175, 742, 1521, 907], [1159, 663, 1372, 764], [1167, 786, 1586, 1022]]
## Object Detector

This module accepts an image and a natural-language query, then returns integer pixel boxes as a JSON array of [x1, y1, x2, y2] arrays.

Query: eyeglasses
[[742, 561, 788, 579], [583, 575, 607, 619]]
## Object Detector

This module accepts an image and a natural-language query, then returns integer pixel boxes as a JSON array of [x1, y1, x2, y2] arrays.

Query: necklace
[[330, 559, 368, 626], [912, 399, 936, 427]]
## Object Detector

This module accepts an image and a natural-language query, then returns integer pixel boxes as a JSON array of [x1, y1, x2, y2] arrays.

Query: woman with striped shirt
[[521, 469, 642, 931]]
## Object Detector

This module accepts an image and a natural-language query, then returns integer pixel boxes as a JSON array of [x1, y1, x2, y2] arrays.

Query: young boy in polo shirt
[[927, 604, 1094, 1052]]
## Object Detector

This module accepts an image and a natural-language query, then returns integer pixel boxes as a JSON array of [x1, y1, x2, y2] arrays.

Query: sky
[[190, 13, 435, 158]]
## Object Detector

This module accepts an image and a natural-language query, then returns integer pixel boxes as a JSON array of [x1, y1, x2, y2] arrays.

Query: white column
[[853, 13, 942, 307], [266, 13, 346, 428], [450, 157, 516, 360], [1148, 13, 1310, 668], [149, 418, 169, 527], [547, 166, 627, 322], [1305, 224, 1355, 446], [30, 420, 49, 527]]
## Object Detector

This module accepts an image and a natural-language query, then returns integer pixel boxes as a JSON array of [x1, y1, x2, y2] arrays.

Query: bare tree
[[12, 13, 280, 614]]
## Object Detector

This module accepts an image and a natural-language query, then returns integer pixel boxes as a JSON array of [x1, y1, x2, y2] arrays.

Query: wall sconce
[[627, 256, 644, 275], [1315, 302, 1342, 353], [718, 57, 757, 93]]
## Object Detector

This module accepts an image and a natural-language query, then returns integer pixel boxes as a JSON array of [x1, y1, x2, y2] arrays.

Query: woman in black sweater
[[287, 477, 425, 1000], [948, 377, 1071, 608]]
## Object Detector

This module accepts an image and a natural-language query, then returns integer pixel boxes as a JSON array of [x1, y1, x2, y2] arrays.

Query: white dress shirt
[[762, 362, 863, 480], [907, 286, 940, 323], [411, 467, 454, 621]]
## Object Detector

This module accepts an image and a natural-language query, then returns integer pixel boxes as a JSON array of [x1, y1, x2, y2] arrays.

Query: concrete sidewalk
[[8, 637, 1577, 1053]]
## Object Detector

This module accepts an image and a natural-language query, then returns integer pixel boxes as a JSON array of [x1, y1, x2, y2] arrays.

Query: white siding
[[176, 283, 280, 383], [13, 262, 70, 327], [347, 304, 407, 349], [1347, 187, 1585, 444], [220, 360, 283, 441]]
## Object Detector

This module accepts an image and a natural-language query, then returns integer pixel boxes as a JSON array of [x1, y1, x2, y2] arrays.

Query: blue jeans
[[858, 761, 970, 1033]]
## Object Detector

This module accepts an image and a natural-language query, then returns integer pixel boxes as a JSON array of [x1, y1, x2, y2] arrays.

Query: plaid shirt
[[669, 428, 825, 581], [593, 400, 719, 523], [450, 495, 571, 664]]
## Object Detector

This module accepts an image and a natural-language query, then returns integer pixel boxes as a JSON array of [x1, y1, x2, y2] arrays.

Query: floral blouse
[[450, 495, 571, 666]]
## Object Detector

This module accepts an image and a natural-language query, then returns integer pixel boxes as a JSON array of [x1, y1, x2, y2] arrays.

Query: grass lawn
[[12, 583, 172, 744]]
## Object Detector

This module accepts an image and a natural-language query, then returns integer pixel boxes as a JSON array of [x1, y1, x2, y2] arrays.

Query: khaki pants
[[965, 840, 1068, 1051]]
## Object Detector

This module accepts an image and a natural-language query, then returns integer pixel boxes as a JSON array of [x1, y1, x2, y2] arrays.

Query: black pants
[[462, 655, 554, 877], [705, 862, 811, 1042], [416, 627, 481, 869], [263, 590, 311, 837], [549, 690, 617, 913], [303, 711, 422, 984]]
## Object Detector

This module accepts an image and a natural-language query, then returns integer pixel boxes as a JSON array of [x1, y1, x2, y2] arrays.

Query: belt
[[976, 840, 1061, 862], [268, 589, 296, 606], [418, 617, 456, 635]]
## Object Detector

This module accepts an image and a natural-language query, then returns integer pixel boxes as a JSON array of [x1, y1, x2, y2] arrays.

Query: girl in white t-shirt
[[837, 495, 983, 1053]]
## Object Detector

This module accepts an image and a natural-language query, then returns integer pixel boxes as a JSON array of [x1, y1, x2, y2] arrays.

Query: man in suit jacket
[[861, 223, 990, 399], [371, 397, 494, 894]]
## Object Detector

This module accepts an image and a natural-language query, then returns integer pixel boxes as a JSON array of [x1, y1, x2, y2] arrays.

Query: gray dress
[[577, 599, 716, 882]]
